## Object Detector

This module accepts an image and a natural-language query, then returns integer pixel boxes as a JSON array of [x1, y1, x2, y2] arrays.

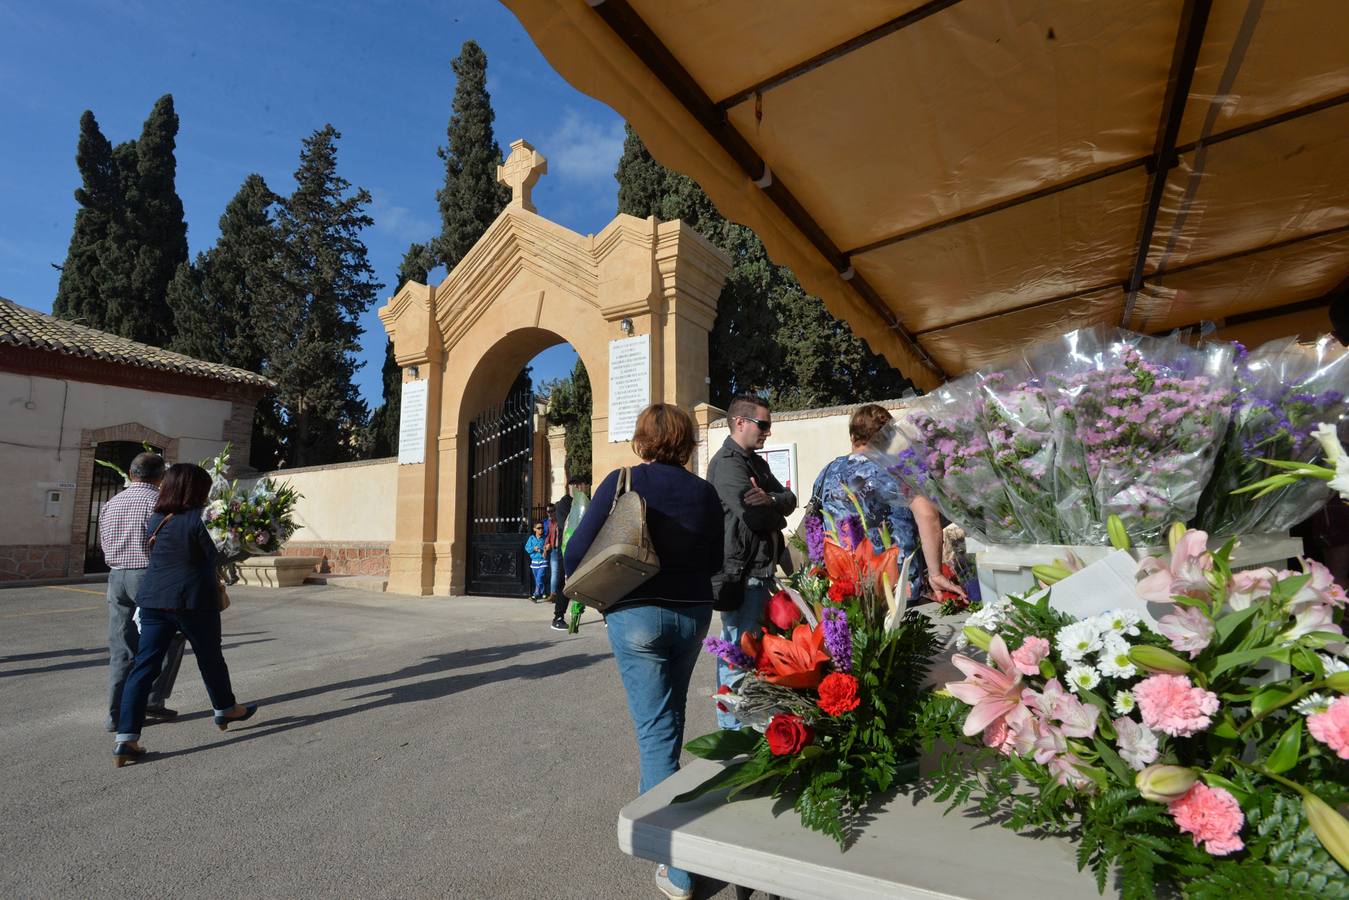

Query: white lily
[[882, 551, 915, 632], [1312, 422, 1344, 465]]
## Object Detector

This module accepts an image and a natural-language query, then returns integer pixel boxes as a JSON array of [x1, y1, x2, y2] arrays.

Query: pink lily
[[1137, 529, 1212, 604], [947, 635, 1025, 737], [1157, 605, 1215, 658]]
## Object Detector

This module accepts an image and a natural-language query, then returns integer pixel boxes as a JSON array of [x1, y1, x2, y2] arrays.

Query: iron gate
[[465, 387, 535, 597]]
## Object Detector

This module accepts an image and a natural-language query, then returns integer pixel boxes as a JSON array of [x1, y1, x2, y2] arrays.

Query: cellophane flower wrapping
[[975, 364, 1062, 543], [201, 446, 301, 562], [1032, 328, 1234, 546], [881, 380, 1026, 543], [918, 534, 1349, 897], [1196, 337, 1349, 535]]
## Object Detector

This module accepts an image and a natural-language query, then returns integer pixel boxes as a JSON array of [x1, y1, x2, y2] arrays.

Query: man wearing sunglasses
[[706, 394, 797, 728]]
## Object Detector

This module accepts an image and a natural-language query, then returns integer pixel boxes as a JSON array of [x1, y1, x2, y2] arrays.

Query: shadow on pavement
[[151, 642, 604, 759], [0, 638, 275, 679], [0, 646, 104, 665]]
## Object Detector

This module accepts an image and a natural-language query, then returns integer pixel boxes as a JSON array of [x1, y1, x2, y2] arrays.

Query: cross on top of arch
[[497, 139, 548, 213]]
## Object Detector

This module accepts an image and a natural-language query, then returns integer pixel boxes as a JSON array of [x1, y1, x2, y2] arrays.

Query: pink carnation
[[1010, 636, 1050, 677], [1307, 696, 1349, 760], [1168, 783, 1245, 856], [1133, 674, 1220, 737]]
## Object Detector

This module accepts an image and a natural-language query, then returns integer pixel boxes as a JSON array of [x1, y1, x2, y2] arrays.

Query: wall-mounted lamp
[[407, 365, 420, 378], [620, 317, 634, 335]]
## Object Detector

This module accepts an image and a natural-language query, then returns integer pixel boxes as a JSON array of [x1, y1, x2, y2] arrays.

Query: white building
[[0, 297, 270, 581]]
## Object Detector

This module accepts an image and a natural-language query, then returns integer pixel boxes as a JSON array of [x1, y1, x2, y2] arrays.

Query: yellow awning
[[503, 0, 1349, 389]]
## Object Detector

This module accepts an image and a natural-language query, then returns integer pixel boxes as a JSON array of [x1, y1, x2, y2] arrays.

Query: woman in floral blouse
[[809, 404, 965, 603]]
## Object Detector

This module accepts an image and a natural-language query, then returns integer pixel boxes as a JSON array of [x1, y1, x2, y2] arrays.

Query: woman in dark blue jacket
[[564, 404, 722, 900], [113, 463, 256, 766]]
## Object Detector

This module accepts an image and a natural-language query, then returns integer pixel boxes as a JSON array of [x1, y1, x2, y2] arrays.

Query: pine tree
[[271, 125, 382, 467], [368, 242, 433, 458], [53, 111, 119, 327], [432, 40, 510, 271], [613, 124, 911, 409]]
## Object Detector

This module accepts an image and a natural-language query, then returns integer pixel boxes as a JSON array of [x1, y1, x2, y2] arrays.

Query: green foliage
[[613, 124, 912, 409], [270, 125, 382, 467], [53, 96, 187, 347], [432, 40, 509, 272], [545, 357, 592, 484]]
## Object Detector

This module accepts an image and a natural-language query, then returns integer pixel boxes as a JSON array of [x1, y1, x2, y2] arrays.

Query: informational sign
[[397, 379, 429, 464], [759, 443, 798, 493], [607, 334, 650, 443]]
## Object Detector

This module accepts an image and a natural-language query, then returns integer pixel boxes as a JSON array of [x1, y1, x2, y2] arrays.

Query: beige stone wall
[[246, 457, 398, 544], [0, 371, 233, 548], [700, 398, 914, 532]]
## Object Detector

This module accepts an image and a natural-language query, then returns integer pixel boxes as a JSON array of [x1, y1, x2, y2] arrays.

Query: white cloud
[[546, 110, 625, 184], [368, 189, 436, 243]]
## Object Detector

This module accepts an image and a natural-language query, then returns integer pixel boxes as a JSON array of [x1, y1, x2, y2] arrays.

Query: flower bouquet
[[974, 365, 1062, 542], [202, 445, 300, 563], [1032, 328, 1234, 546], [1197, 338, 1349, 536], [675, 506, 939, 848], [916, 524, 1348, 898]]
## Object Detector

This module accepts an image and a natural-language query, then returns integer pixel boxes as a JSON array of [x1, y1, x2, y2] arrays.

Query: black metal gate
[[465, 388, 535, 597], [85, 440, 161, 573]]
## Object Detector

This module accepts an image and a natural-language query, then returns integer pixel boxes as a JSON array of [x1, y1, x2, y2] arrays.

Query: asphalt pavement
[[0, 582, 742, 899]]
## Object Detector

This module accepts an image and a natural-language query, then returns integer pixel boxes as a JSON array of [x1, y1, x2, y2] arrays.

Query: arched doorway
[[378, 139, 731, 596]]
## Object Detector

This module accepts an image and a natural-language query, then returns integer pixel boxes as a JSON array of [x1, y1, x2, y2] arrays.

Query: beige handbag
[[563, 467, 660, 612]]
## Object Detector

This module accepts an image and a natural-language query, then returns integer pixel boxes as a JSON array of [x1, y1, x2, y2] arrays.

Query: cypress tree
[[271, 125, 382, 467], [53, 111, 118, 326], [368, 242, 432, 458], [613, 124, 910, 409], [546, 357, 592, 484], [129, 94, 188, 347], [432, 40, 510, 271]]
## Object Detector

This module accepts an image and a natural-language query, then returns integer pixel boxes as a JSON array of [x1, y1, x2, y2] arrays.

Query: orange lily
[[759, 623, 830, 689], [740, 630, 763, 666], [823, 538, 899, 591]]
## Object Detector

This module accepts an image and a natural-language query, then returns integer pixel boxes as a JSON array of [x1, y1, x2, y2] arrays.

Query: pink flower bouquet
[[919, 529, 1349, 896]]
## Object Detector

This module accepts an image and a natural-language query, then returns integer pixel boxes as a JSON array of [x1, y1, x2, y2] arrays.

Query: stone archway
[[379, 140, 731, 596]]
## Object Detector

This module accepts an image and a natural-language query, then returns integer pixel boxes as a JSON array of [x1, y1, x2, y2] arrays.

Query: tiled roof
[[0, 296, 272, 387]]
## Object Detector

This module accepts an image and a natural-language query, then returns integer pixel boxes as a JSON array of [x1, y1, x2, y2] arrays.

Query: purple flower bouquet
[[975, 365, 1062, 543]]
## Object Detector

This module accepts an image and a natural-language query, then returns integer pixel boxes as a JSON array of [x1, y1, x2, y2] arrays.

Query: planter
[[233, 555, 322, 588], [966, 532, 1303, 601]]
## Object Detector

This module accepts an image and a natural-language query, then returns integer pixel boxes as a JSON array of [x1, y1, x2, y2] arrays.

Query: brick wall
[[0, 544, 72, 581], [280, 541, 389, 576]]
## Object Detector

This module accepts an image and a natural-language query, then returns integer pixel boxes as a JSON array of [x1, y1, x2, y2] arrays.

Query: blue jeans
[[606, 603, 713, 892], [548, 549, 562, 595], [715, 576, 772, 729], [530, 564, 547, 596], [116, 607, 237, 743]]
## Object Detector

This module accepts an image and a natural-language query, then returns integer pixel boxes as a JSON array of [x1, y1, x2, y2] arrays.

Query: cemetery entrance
[[465, 386, 535, 597]]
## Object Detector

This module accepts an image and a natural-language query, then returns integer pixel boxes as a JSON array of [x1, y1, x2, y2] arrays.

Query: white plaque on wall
[[759, 443, 798, 493], [608, 334, 651, 443], [398, 379, 429, 464]]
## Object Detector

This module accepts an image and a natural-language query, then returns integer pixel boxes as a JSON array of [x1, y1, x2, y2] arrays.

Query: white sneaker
[[654, 864, 693, 900]]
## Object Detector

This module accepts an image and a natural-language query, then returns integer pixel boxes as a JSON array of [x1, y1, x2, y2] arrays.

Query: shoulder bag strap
[[146, 513, 175, 550], [610, 467, 629, 513]]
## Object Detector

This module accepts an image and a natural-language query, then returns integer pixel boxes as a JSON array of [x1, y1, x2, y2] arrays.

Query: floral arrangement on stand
[[675, 501, 938, 848], [201, 445, 300, 566], [915, 521, 1348, 898]]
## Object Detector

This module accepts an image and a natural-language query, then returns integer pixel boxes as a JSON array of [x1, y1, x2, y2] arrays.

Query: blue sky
[[0, 0, 620, 404]]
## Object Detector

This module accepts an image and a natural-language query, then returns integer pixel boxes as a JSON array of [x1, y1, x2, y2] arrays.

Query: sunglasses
[[738, 415, 772, 431]]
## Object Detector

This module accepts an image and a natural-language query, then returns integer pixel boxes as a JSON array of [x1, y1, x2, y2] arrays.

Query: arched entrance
[[378, 139, 731, 595]]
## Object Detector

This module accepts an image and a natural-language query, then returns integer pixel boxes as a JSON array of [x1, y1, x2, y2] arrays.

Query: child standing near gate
[[525, 522, 548, 600]]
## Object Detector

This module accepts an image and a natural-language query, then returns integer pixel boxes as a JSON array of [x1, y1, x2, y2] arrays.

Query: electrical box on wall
[[39, 482, 75, 519]]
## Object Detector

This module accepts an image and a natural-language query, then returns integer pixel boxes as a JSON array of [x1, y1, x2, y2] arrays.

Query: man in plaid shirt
[[99, 452, 185, 731]]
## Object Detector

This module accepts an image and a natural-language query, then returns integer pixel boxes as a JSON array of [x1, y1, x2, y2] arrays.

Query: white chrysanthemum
[[1067, 664, 1100, 693], [966, 597, 1012, 633], [1056, 621, 1103, 661], [1113, 690, 1136, 715], [1320, 654, 1349, 676], [1096, 637, 1138, 679], [1294, 692, 1334, 717], [1095, 609, 1142, 638]]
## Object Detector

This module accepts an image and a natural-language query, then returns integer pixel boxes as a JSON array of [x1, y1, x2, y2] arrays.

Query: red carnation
[[765, 714, 814, 756], [827, 577, 857, 603], [816, 672, 860, 717]]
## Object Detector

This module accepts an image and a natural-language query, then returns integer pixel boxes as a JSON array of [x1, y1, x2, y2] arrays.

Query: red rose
[[817, 672, 861, 717], [765, 714, 814, 756], [766, 590, 802, 631]]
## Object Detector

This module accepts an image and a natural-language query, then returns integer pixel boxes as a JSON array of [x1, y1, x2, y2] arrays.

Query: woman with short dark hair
[[112, 463, 257, 766], [564, 403, 723, 900]]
